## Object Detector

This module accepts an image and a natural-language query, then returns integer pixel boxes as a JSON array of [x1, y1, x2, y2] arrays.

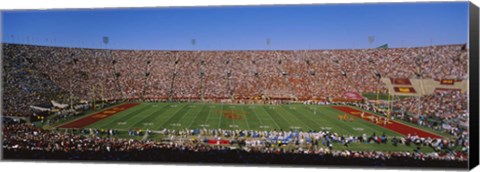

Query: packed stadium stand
[[1, 43, 469, 167], [2, 43, 468, 115]]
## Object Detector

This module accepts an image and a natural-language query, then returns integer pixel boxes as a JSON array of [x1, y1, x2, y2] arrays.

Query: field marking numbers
[[229, 124, 239, 128], [258, 106, 281, 129], [200, 124, 210, 127], [186, 104, 207, 129], [143, 123, 153, 126], [203, 106, 214, 127], [320, 127, 332, 130], [154, 104, 189, 130], [218, 104, 223, 128], [117, 122, 127, 125], [353, 127, 364, 131], [259, 125, 270, 129], [171, 123, 181, 127], [290, 126, 301, 129]]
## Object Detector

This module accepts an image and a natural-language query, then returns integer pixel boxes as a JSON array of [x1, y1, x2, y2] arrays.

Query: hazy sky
[[2, 2, 469, 50]]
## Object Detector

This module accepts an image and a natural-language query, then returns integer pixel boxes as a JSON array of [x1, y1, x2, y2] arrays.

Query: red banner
[[439, 79, 455, 85], [343, 92, 364, 100], [207, 140, 231, 145], [390, 78, 412, 85], [435, 88, 461, 93], [393, 87, 416, 93]]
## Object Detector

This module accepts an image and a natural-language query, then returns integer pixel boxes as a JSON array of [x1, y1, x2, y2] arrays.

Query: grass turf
[[56, 102, 457, 153], [80, 102, 404, 137]]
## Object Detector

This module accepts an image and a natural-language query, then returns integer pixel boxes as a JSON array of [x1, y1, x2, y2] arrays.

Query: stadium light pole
[[368, 35, 382, 104], [68, 47, 75, 111], [192, 38, 196, 51], [266, 38, 271, 100], [266, 38, 270, 49], [9, 34, 14, 44], [101, 36, 110, 109]]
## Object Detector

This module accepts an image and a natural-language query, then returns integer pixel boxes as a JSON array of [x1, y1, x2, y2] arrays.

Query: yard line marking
[[267, 106, 296, 128], [286, 105, 336, 132], [218, 103, 224, 128], [258, 106, 281, 129], [186, 104, 207, 129], [320, 107, 362, 134], [174, 103, 200, 128], [292, 105, 350, 134], [203, 105, 214, 126], [126, 103, 170, 129], [247, 105, 267, 130], [239, 105, 250, 130], [93, 104, 152, 129], [154, 103, 190, 130], [278, 105, 314, 130]]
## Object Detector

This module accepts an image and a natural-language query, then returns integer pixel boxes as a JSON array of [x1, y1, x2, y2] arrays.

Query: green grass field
[[83, 102, 403, 136], [56, 102, 458, 153]]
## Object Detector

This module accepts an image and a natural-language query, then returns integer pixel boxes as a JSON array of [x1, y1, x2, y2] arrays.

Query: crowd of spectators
[[2, 123, 468, 167], [3, 45, 69, 117], [392, 91, 468, 136], [2, 43, 468, 117], [156, 127, 468, 156]]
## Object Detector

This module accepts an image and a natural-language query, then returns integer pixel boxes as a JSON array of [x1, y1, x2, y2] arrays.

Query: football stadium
[[1, 3, 472, 169], [2, 43, 469, 167]]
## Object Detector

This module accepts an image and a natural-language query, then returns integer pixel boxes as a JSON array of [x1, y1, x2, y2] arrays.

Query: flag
[[368, 36, 375, 44], [103, 36, 109, 44], [377, 44, 388, 49], [191, 39, 196, 46]]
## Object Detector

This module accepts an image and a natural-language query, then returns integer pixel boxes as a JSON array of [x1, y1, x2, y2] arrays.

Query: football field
[[58, 102, 442, 138]]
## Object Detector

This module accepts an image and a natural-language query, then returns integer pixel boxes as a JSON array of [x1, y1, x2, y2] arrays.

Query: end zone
[[58, 103, 140, 129], [332, 106, 443, 138]]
